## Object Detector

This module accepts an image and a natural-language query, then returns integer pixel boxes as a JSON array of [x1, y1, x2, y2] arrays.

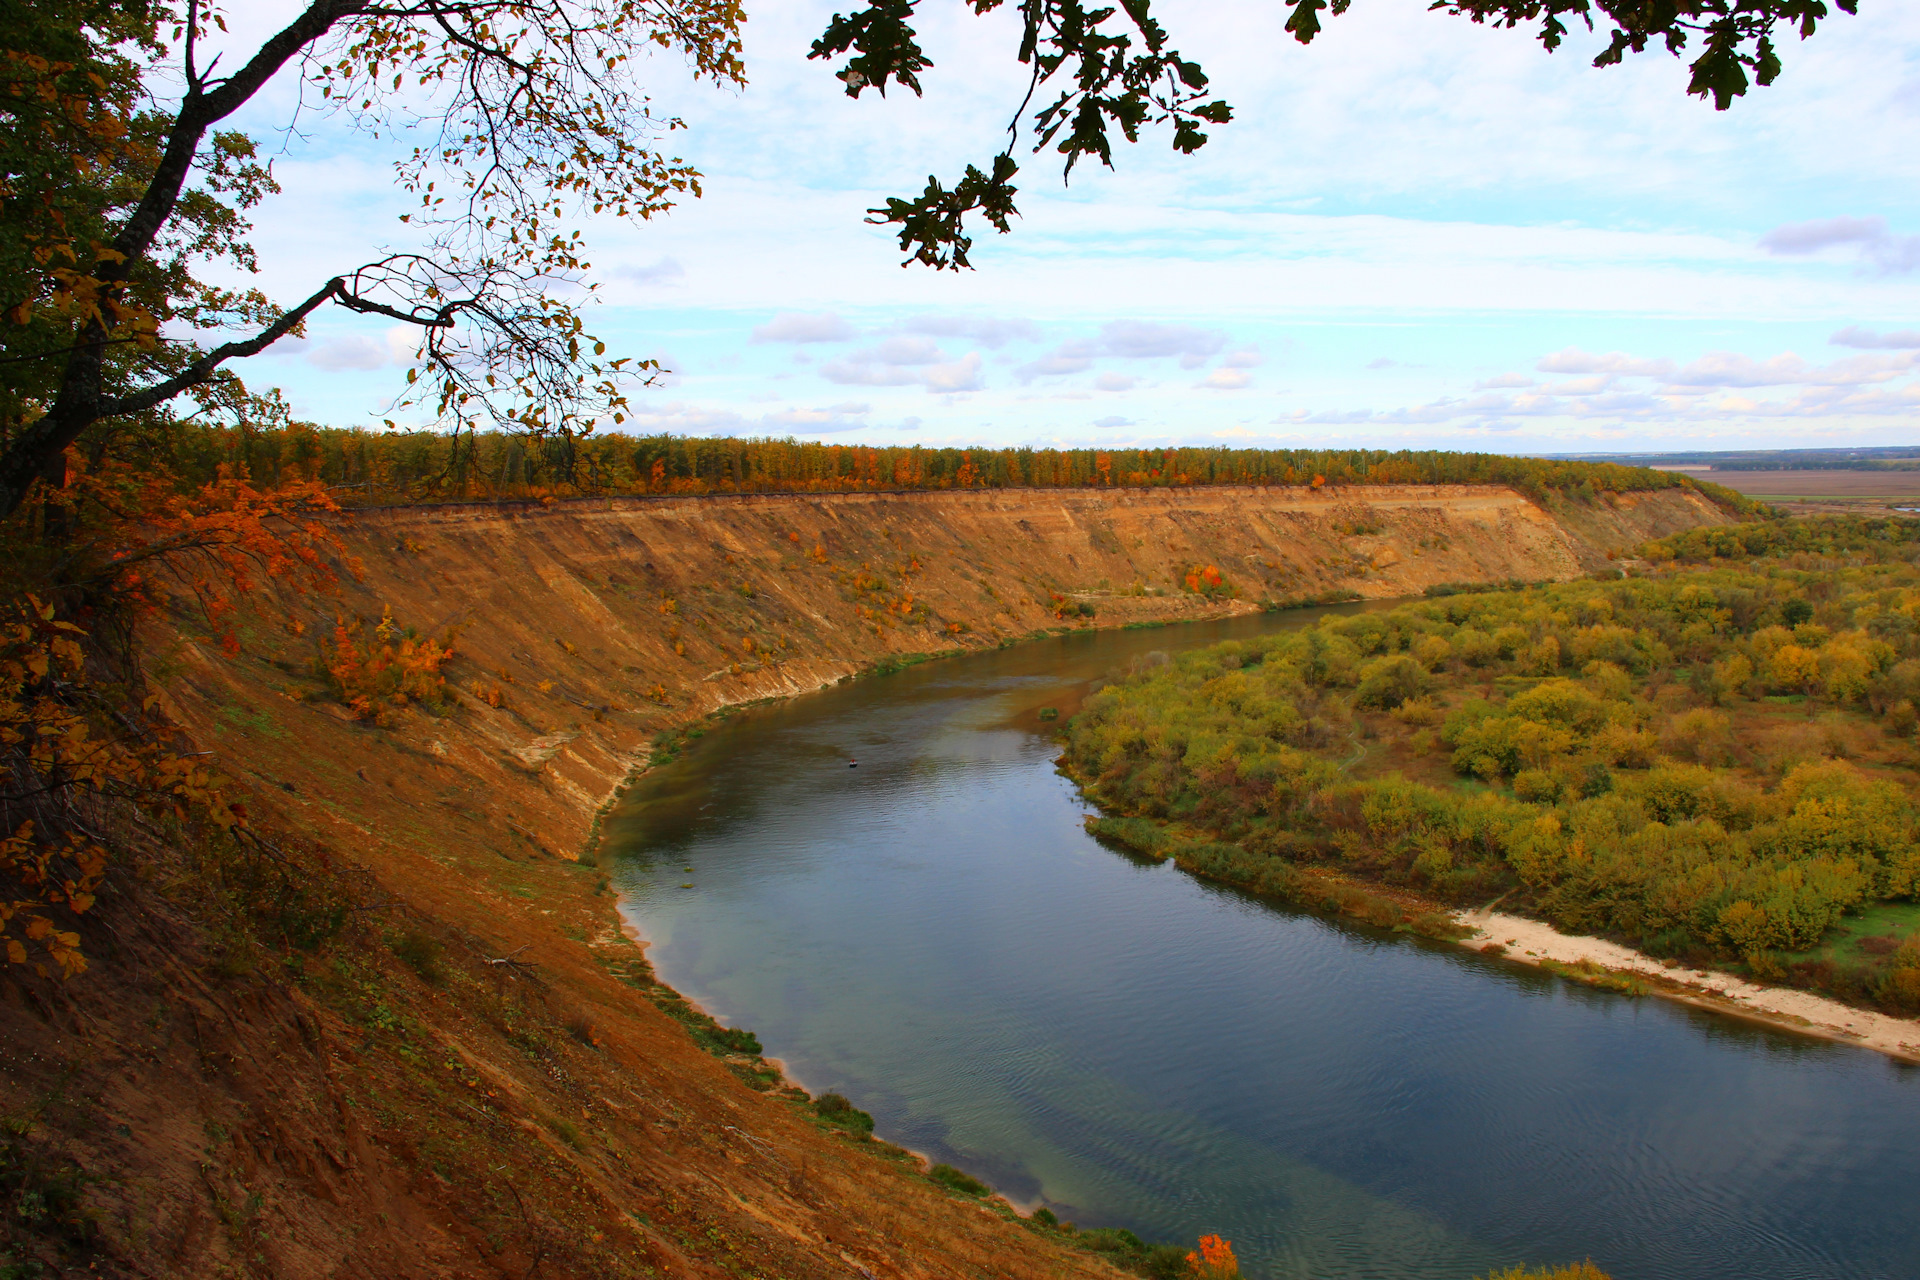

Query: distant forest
[[1567, 447, 1920, 473], [167, 425, 1763, 512]]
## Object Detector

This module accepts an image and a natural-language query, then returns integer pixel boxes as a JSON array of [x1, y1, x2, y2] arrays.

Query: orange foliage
[[1186, 1234, 1239, 1280], [322, 605, 456, 722], [81, 460, 351, 652], [1183, 564, 1227, 595], [1, 597, 243, 977]]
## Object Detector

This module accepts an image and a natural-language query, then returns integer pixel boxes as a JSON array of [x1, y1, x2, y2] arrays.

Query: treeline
[[1646, 516, 1920, 564], [1064, 517, 1920, 1008], [161, 423, 1762, 512]]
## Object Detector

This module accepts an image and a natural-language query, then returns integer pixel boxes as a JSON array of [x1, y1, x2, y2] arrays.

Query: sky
[[198, 1, 1920, 455]]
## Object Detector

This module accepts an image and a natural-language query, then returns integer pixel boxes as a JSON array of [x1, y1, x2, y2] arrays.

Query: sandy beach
[[1458, 907, 1920, 1063]]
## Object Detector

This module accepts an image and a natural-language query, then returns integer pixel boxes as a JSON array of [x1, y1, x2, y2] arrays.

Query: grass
[[1787, 900, 1920, 967]]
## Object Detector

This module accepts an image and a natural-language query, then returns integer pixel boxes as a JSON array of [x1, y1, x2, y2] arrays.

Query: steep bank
[[168, 483, 1723, 861], [3, 484, 1725, 1279]]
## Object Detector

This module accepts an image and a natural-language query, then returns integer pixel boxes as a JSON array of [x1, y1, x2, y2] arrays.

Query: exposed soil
[[0, 484, 1728, 1279]]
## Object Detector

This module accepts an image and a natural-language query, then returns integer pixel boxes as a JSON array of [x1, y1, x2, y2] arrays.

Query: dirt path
[[1459, 908, 1920, 1063]]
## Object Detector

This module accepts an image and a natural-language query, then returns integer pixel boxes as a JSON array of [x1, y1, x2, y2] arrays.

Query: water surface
[[606, 611, 1920, 1280]]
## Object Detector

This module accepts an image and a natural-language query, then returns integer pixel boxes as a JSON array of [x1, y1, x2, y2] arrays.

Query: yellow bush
[[1764, 643, 1820, 693], [1478, 1263, 1612, 1280]]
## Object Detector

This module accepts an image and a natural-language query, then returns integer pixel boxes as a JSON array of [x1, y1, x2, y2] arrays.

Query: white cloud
[[610, 257, 686, 286], [923, 351, 984, 393], [1221, 348, 1263, 369], [1540, 375, 1614, 396], [819, 361, 921, 387], [1094, 372, 1137, 391], [1092, 415, 1131, 428], [751, 312, 855, 343], [898, 314, 1039, 347], [860, 335, 945, 366], [1536, 348, 1675, 377], [1015, 342, 1098, 381], [628, 400, 871, 435], [1663, 350, 1914, 388], [304, 325, 419, 372], [306, 337, 390, 371], [1475, 373, 1535, 389], [1832, 325, 1920, 349], [1759, 216, 1920, 274], [1198, 368, 1253, 391], [1099, 320, 1227, 361]]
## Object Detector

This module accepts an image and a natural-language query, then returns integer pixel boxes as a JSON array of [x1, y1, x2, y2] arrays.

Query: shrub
[[813, 1093, 875, 1133], [391, 929, 444, 984], [928, 1163, 988, 1196], [321, 605, 456, 722], [1478, 1264, 1612, 1280], [1354, 655, 1431, 709]]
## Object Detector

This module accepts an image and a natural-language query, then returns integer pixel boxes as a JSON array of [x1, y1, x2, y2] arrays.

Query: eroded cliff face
[[163, 483, 1722, 861], [4, 485, 1725, 1280]]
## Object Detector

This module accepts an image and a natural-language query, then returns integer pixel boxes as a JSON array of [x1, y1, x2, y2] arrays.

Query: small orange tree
[[1186, 1234, 1239, 1280], [321, 605, 457, 723]]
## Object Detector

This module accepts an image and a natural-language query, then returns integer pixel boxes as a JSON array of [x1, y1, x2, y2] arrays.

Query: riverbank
[[1459, 910, 1920, 1063]]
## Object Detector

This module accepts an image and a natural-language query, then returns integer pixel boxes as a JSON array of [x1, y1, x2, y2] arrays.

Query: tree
[[1, 0, 745, 519], [0, 0, 1857, 519]]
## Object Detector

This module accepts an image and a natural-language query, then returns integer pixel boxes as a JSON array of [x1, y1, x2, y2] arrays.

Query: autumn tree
[[0, 0, 745, 520]]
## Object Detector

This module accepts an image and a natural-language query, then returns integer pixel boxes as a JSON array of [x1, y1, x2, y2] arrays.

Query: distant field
[[1689, 469, 1920, 500]]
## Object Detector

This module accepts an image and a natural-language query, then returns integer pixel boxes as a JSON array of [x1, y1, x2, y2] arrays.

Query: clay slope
[[1, 483, 1725, 1280]]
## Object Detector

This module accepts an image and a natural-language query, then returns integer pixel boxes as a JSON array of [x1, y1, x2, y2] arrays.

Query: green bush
[[812, 1093, 875, 1133], [928, 1163, 989, 1196]]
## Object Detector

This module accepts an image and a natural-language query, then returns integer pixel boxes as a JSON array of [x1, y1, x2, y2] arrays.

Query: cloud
[[1221, 349, 1263, 369], [1663, 350, 1914, 389], [1015, 341, 1098, 381], [823, 347, 982, 392], [1475, 373, 1536, 389], [1016, 321, 1232, 383], [819, 361, 921, 387], [1759, 217, 1920, 274], [751, 312, 855, 343], [922, 352, 984, 393], [1833, 325, 1920, 350], [1540, 376, 1614, 396], [1198, 368, 1253, 391], [819, 336, 947, 385], [628, 400, 870, 436], [610, 257, 686, 286], [304, 325, 419, 371], [898, 314, 1039, 348], [859, 335, 945, 366], [1536, 348, 1675, 378], [1094, 372, 1137, 391], [1098, 320, 1227, 361], [306, 336, 390, 372], [1092, 415, 1131, 428]]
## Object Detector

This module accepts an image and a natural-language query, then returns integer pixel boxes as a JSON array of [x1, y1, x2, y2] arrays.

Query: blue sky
[[209, 1, 1919, 453]]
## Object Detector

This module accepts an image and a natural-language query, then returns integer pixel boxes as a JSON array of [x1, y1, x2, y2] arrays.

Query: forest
[[1064, 516, 1920, 1010], [158, 423, 1761, 512]]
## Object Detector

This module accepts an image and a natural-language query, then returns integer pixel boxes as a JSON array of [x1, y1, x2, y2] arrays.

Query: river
[[604, 608, 1920, 1280]]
